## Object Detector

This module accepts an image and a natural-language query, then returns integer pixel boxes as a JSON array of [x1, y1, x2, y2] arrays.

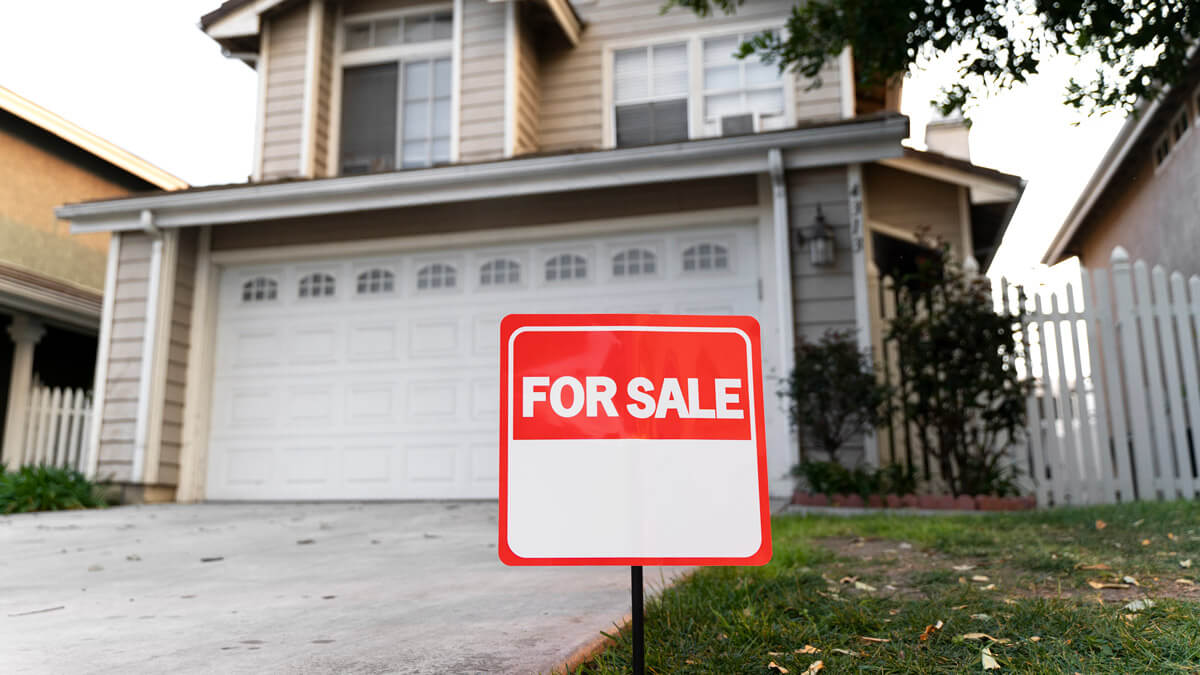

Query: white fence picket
[[1153, 267, 1194, 498], [18, 385, 94, 472], [1131, 261, 1174, 498], [1082, 268, 1127, 502]]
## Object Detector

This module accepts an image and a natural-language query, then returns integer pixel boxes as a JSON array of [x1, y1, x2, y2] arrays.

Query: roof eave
[[59, 115, 910, 232]]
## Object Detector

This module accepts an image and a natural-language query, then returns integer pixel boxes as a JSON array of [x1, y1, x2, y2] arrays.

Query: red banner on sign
[[510, 328, 752, 441]]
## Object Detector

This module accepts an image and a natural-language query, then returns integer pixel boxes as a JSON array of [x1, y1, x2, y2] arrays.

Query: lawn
[[581, 500, 1200, 674]]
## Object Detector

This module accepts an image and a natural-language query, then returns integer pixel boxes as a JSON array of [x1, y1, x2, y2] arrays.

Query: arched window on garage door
[[480, 258, 520, 286], [681, 243, 729, 272], [417, 263, 457, 290], [612, 248, 657, 277], [545, 253, 587, 282], [356, 268, 395, 294], [298, 273, 337, 298], [241, 276, 278, 302]]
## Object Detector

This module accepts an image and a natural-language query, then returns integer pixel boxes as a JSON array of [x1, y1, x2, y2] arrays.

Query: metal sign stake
[[631, 565, 644, 675]]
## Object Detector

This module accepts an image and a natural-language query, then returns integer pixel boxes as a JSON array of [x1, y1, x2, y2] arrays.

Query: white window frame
[[297, 271, 338, 300], [601, 20, 798, 149], [680, 237, 736, 275], [333, 3, 458, 175]]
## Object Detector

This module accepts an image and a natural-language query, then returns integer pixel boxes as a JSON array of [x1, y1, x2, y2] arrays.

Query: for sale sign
[[499, 314, 772, 566]]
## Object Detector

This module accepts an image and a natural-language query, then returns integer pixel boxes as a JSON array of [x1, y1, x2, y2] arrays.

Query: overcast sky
[[0, 1, 1126, 281]]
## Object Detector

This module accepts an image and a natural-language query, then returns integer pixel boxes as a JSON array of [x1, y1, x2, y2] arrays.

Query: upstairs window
[[702, 34, 786, 135], [613, 43, 689, 148], [344, 12, 452, 50], [298, 273, 336, 298], [340, 10, 452, 175]]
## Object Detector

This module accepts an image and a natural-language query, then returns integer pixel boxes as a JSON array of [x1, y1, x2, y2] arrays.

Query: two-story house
[[57, 0, 1024, 504]]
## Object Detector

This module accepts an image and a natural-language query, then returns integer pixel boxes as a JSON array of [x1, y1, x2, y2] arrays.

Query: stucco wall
[[0, 114, 136, 291], [1073, 126, 1200, 276]]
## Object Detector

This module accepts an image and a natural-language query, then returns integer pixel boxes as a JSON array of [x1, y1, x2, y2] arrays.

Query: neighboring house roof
[[0, 86, 188, 192], [58, 113, 910, 231]]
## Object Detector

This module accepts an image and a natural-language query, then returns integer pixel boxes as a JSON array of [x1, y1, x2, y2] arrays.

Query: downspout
[[767, 148, 796, 383], [132, 209, 162, 484]]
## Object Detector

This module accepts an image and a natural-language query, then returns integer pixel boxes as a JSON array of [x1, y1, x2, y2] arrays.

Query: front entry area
[[206, 222, 762, 500]]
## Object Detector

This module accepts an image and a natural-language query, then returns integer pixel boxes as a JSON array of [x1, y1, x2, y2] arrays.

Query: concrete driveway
[[0, 502, 685, 674]]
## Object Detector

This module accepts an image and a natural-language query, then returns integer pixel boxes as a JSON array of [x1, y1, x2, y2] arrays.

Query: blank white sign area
[[506, 438, 762, 558]]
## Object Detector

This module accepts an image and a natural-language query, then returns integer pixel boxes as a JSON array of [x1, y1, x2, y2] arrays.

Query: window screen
[[613, 43, 689, 147], [340, 63, 399, 175], [401, 58, 452, 168]]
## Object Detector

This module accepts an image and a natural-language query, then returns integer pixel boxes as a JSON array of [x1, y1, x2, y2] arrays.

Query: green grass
[[580, 501, 1200, 674]]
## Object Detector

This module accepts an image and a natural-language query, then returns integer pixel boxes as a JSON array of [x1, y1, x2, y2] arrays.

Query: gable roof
[[0, 86, 188, 192]]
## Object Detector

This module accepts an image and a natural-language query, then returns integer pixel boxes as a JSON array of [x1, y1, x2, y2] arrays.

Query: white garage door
[[206, 224, 761, 500]]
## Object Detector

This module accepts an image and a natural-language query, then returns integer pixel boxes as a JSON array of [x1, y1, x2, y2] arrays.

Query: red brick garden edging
[[790, 492, 1037, 511]]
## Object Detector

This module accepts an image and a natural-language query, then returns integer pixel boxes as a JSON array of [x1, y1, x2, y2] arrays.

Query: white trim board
[[61, 117, 909, 232], [209, 206, 763, 266]]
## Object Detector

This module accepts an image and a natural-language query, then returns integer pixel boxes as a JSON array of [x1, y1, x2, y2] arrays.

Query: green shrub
[[782, 330, 889, 464], [0, 465, 107, 514], [791, 460, 918, 498]]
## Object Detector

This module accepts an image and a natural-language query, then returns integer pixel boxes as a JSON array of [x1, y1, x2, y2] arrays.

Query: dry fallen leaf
[[830, 648, 860, 657], [1124, 599, 1155, 612], [1077, 563, 1110, 571], [1087, 580, 1131, 590], [980, 584, 998, 591], [962, 633, 1011, 644], [951, 604, 969, 610], [768, 660, 789, 674], [970, 613, 992, 621], [953, 564, 975, 572], [839, 576, 858, 585], [981, 646, 1001, 670], [854, 581, 877, 592], [1133, 518, 1145, 527], [796, 645, 820, 654], [1168, 532, 1176, 541], [860, 636, 890, 643], [1029, 636, 1041, 643], [1141, 539, 1151, 546], [1176, 578, 1195, 586], [685, 658, 699, 665], [971, 575, 990, 582], [1095, 520, 1107, 530], [800, 661, 824, 675], [1181, 559, 1193, 569], [919, 620, 945, 641], [1123, 576, 1140, 586]]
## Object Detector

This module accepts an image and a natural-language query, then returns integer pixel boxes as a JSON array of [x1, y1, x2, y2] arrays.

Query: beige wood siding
[[538, 0, 843, 153], [97, 232, 152, 481], [865, 164, 964, 254], [512, 6, 540, 155], [459, 0, 506, 161], [788, 167, 855, 342], [156, 228, 197, 486], [261, 1, 310, 180], [313, 1, 337, 177]]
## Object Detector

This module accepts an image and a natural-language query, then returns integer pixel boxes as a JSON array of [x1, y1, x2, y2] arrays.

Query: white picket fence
[[994, 248, 1200, 505], [870, 247, 1200, 505], [14, 385, 93, 471]]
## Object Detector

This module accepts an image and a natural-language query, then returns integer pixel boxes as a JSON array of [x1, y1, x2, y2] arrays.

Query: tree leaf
[[800, 661, 824, 675], [796, 645, 820, 654]]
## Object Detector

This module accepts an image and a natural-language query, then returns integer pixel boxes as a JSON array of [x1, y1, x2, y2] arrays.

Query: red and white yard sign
[[499, 314, 772, 566]]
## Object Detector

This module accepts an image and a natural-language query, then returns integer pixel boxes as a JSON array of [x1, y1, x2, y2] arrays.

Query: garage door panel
[[207, 222, 762, 500]]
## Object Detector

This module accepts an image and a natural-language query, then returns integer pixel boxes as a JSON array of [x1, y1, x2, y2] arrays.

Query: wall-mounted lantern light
[[796, 204, 837, 267]]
